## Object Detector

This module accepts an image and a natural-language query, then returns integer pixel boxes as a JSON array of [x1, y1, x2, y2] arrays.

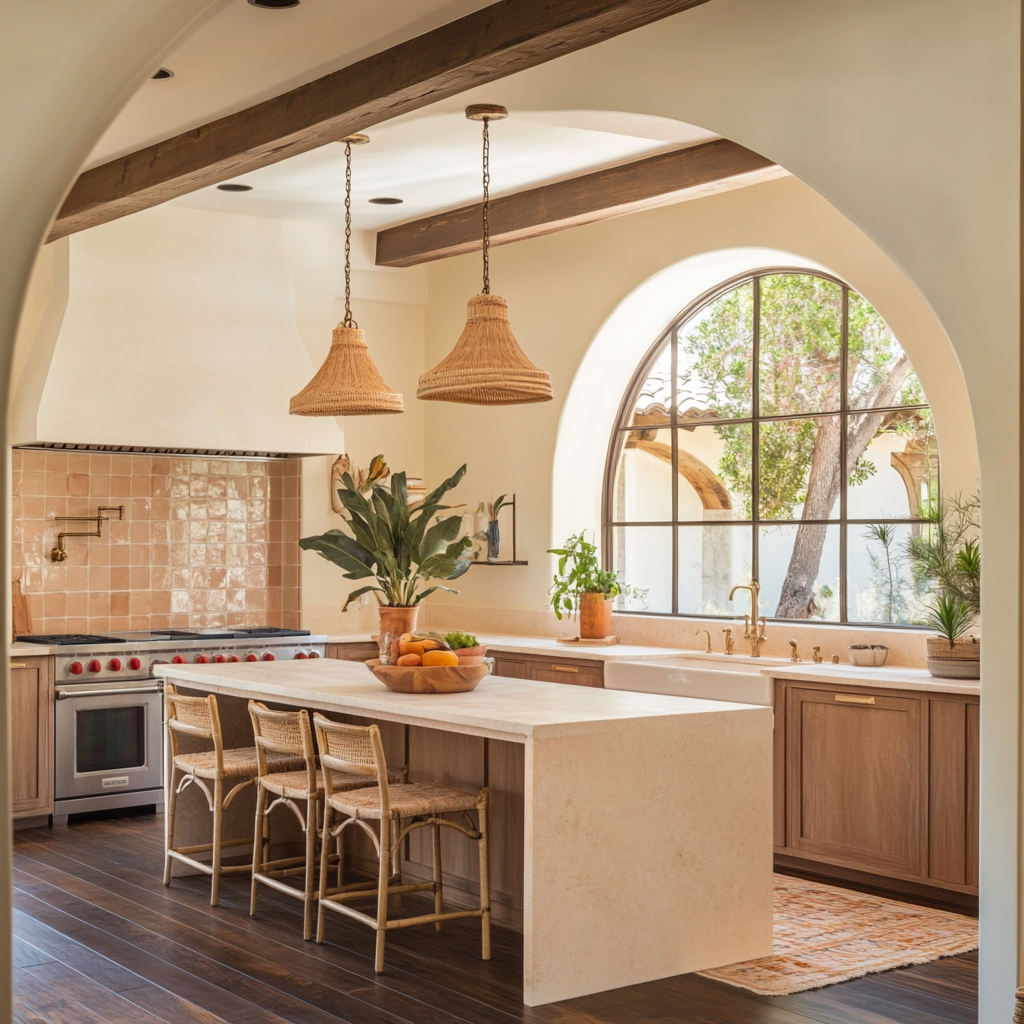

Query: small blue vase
[[486, 519, 500, 561]]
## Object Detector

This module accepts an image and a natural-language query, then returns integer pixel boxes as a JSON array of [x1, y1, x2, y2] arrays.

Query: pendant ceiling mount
[[290, 133, 404, 417], [417, 105, 552, 407]]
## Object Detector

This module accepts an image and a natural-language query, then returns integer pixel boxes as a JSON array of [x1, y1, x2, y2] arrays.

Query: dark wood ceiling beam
[[374, 139, 784, 267], [48, 0, 713, 242]]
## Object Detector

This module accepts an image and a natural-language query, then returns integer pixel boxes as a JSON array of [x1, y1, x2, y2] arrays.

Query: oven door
[[54, 679, 164, 800]]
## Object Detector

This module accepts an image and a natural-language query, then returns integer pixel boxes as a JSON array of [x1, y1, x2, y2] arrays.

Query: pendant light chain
[[481, 116, 491, 295], [343, 140, 357, 328]]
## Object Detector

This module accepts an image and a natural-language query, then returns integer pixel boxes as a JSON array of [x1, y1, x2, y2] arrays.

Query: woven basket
[[290, 324, 404, 416], [417, 293, 553, 405], [926, 636, 980, 662]]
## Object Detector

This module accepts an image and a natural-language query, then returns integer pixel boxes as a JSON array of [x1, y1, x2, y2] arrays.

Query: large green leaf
[[420, 513, 463, 562], [298, 530, 375, 578]]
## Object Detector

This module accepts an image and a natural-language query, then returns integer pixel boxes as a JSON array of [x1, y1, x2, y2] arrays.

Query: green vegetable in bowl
[[444, 631, 479, 650]]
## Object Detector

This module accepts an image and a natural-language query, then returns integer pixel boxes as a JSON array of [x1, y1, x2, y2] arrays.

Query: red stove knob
[[87, 659, 102, 673], [294, 651, 308, 659], [214, 654, 226, 663], [308, 650, 319, 658], [108, 658, 122, 671], [229, 654, 240, 663], [172, 655, 186, 664], [69, 661, 84, 675], [246, 653, 259, 662], [128, 657, 141, 671], [262, 652, 276, 661], [195, 654, 208, 664]]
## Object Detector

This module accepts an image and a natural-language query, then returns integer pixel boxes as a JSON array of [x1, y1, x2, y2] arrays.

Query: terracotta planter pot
[[378, 605, 419, 664], [579, 591, 613, 640], [926, 635, 980, 679]]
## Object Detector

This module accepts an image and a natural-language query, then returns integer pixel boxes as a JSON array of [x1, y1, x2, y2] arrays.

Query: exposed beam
[[48, 0, 713, 242], [375, 140, 785, 268]]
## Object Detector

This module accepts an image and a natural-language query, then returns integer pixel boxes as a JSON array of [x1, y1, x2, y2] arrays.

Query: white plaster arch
[[552, 245, 974, 552]]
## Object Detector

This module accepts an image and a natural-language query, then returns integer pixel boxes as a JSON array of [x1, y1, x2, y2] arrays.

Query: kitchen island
[[155, 658, 773, 1005]]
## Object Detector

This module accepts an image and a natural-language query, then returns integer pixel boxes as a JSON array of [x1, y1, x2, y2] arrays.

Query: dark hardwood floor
[[12, 811, 977, 1024]]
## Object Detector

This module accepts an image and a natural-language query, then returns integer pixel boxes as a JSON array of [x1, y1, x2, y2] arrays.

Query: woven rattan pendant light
[[290, 134, 403, 417], [417, 105, 552, 406]]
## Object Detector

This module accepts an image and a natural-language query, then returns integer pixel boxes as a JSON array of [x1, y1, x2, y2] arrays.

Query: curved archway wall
[[552, 243, 977, 562], [1, 0, 1018, 1018]]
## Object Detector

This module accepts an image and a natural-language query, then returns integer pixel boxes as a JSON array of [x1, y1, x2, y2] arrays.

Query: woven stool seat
[[313, 715, 490, 974], [174, 747, 302, 780], [328, 781, 481, 820]]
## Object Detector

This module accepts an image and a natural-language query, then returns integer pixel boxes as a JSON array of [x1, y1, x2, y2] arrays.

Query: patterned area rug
[[698, 873, 978, 996]]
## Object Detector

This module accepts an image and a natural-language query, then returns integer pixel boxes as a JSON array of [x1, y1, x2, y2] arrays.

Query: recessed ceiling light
[[217, 183, 253, 192], [369, 197, 404, 205], [248, 0, 299, 7], [151, 68, 174, 80]]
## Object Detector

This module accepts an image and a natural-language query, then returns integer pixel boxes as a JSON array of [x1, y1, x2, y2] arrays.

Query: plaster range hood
[[10, 211, 347, 456]]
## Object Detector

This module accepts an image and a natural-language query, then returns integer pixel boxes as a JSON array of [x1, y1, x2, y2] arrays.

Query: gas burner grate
[[17, 634, 128, 645]]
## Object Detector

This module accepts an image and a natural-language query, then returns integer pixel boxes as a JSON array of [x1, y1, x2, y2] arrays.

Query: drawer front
[[326, 642, 379, 662], [528, 663, 603, 687]]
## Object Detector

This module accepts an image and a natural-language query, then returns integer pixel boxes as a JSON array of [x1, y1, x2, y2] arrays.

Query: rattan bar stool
[[248, 703, 404, 938], [312, 714, 490, 974], [163, 683, 303, 906]]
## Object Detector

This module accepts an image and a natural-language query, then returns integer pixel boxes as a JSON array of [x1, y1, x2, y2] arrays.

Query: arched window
[[604, 270, 938, 624]]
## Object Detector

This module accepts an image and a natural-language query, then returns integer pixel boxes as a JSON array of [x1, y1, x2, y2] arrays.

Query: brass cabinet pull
[[835, 693, 875, 705], [549, 665, 579, 673], [9, 663, 27, 669]]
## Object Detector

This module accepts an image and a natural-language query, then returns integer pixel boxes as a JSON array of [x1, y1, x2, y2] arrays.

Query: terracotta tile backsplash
[[12, 451, 301, 635]]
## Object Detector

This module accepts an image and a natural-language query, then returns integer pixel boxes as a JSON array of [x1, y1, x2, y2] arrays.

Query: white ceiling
[[88, 0, 721, 232], [170, 110, 718, 230], [86, 0, 496, 168]]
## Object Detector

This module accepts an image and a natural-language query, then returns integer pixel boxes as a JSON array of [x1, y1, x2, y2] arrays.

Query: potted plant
[[923, 593, 979, 679], [547, 533, 621, 639], [907, 493, 981, 679], [299, 456, 472, 663]]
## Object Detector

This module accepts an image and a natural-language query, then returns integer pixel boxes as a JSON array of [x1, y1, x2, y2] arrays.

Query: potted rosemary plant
[[299, 456, 472, 663], [908, 494, 981, 679], [547, 533, 621, 639]]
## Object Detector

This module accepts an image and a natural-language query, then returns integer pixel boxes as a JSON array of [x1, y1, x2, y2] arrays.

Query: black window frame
[[601, 267, 936, 626]]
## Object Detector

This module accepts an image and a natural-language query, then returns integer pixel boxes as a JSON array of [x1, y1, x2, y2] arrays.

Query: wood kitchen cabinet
[[491, 651, 604, 687], [10, 656, 53, 819], [774, 678, 979, 901], [325, 641, 378, 662]]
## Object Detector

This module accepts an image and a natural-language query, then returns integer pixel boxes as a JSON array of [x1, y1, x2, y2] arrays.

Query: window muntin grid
[[603, 269, 937, 625]]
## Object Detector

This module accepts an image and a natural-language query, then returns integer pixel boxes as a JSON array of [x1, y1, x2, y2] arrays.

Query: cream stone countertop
[[325, 632, 689, 662], [760, 661, 980, 696], [153, 658, 766, 743]]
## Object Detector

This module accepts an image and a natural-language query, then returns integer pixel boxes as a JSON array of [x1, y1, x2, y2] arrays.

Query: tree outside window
[[605, 270, 937, 624]]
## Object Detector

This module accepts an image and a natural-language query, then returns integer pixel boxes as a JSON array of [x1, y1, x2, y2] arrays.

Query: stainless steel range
[[17, 628, 326, 824]]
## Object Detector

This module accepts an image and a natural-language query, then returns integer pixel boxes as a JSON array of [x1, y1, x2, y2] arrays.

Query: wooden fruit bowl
[[365, 658, 490, 694]]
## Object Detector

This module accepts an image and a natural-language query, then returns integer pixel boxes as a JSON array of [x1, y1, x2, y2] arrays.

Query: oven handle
[[56, 684, 163, 700]]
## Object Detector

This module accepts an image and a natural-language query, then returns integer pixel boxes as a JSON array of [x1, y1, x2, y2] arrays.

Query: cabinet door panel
[[326, 642, 379, 662], [787, 687, 924, 878], [491, 657, 530, 679], [527, 663, 603, 687], [928, 699, 967, 885], [11, 658, 53, 817], [965, 701, 980, 887]]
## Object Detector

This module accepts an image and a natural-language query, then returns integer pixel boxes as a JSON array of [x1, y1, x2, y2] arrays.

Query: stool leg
[[250, 782, 266, 918], [374, 817, 391, 974], [303, 794, 317, 941], [317, 802, 333, 944], [478, 798, 491, 960], [432, 822, 443, 932], [210, 775, 224, 907], [163, 765, 179, 887]]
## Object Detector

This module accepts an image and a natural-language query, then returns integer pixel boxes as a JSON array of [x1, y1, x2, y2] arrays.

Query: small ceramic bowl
[[454, 645, 488, 667], [848, 645, 874, 667]]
